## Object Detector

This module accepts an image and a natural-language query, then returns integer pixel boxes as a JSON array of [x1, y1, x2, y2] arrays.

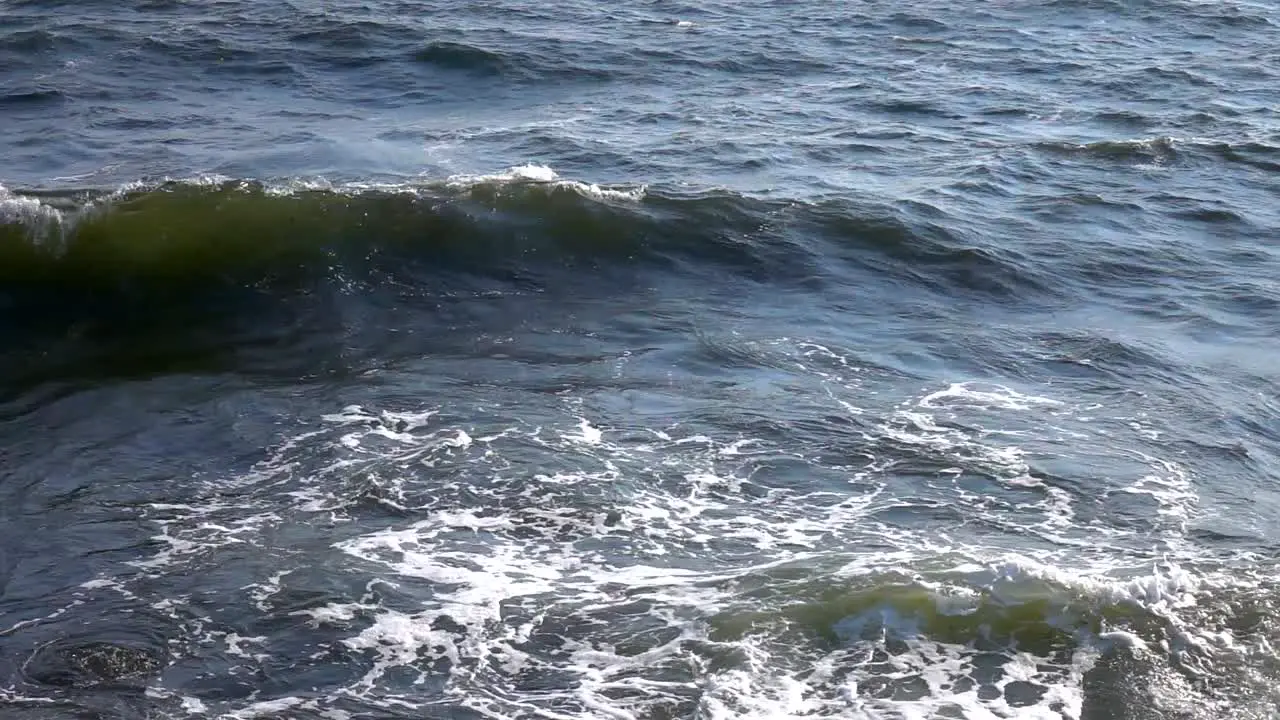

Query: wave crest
[[0, 169, 1050, 337]]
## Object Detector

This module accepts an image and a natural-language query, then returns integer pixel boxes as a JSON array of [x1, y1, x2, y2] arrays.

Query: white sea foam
[[218, 632, 264, 660], [1116, 453, 1197, 525], [918, 381, 1063, 411], [445, 163, 647, 202], [0, 182, 65, 241], [220, 697, 307, 719], [103, 338, 1261, 720], [566, 418, 604, 445], [291, 409, 1204, 718], [278, 164, 649, 202]]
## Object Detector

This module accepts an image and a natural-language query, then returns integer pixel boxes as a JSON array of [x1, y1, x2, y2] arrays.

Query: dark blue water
[[2, 1, 1279, 718]]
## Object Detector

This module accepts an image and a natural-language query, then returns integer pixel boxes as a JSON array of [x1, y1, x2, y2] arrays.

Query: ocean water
[[2, 0, 1279, 718]]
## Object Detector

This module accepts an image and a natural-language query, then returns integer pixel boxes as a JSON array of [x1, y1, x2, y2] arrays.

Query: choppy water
[[2, 1, 1279, 718]]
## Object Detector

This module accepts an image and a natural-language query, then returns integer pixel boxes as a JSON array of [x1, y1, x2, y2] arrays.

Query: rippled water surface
[[2, 0, 1279, 718]]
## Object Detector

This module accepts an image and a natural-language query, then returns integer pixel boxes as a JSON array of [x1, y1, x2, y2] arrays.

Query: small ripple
[[0, 89, 65, 107], [1032, 329, 1173, 378], [1167, 206, 1249, 225], [1094, 110, 1152, 126], [1140, 65, 1221, 89], [871, 97, 962, 119], [0, 29, 57, 53], [887, 12, 951, 31], [1034, 137, 1180, 165], [287, 21, 388, 49], [411, 40, 512, 75], [410, 39, 615, 82], [1209, 141, 1280, 173]]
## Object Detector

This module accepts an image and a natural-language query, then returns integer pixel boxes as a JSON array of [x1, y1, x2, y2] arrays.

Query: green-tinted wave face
[[0, 177, 671, 389], [713, 580, 1090, 653], [0, 178, 701, 290], [1, 181, 453, 288], [0, 176, 1050, 301], [697, 561, 1280, 719]]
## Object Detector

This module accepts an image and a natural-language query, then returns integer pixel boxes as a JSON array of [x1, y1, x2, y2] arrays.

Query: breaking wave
[[0, 168, 1046, 311]]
